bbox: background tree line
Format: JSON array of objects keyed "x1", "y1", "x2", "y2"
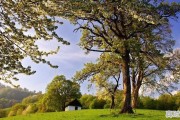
[
  {"x1": 1, "y1": 90, "x2": 179, "y2": 118},
  {"x1": 138, "y1": 93, "x2": 180, "y2": 110},
  {"x1": 79, "y1": 92, "x2": 180, "y2": 111},
  {"x1": 0, "y1": 83, "x2": 38, "y2": 109},
  {"x1": 0, "y1": 75, "x2": 81, "y2": 118}
]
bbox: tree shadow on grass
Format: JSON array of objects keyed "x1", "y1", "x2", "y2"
[{"x1": 99, "y1": 113, "x2": 154, "y2": 119}]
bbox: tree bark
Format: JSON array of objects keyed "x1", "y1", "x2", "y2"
[
  {"x1": 120, "y1": 49, "x2": 134, "y2": 113},
  {"x1": 62, "y1": 102, "x2": 66, "y2": 111},
  {"x1": 110, "y1": 95, "x2": 115, "y2": 109},
  {"x1": 110, "y1": 75, "x2": 120, "y2": 109},
  {"x1": 132, "y1": 68, "x2": 143, "y2": 108},
  {"x1": 132, "y1": 87, "x2": 140, "y2": 108}
]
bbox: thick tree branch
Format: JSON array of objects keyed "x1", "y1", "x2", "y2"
[{"x1": 85, "y1": 47, "x2": 112, "y2": 53}]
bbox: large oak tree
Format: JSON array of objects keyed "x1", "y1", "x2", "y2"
[{"x1": 50, "y1": 0, "x2": 180, "y2": 113}]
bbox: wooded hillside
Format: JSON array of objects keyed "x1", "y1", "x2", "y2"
[{"x1": 0, "y1": 83, "x2": 38, "y2": 109}]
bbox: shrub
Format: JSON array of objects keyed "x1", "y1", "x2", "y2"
[
  {"x1": 0, "y1": 109, "x2": 6, "y2": 118},
  {"x1": 22, "y1": 104, "x2": 38, "y2": 115},
  {"x1": 90, "y1": 99, "x2": 106, "y2": 109},
  {"x1": 104, "y1": 104, "x2": 110, "y2": 109},
  {"x1": 11, "y1": 103, "x2": 26, "y2": 112},
  {"x1": 80, "y1": 94, "x2": 96, "y2": 109},
  {"x1": 37, "y1": 103, "x2": 46, "y2": 112},
  {"x1": 16, "y1": 108, "x2": 23, "y2": 115},
  {"x1": 22, "y1": 95, "x2": 43, "y2": 105},
  {"x1": 8, "y1": 111, "x2": 16, "y2": 117},
  {"x1": 8, "y1": 103, "x2": 26, "y2": 116},
  {"x1": 30, "y1": 104, "x2": 38, "y2": 113},
  {"x1": 156, "y1": 94, "x2": 176, "y2": 110},
  {"x1": 140, "y1": 96, "x2": 157, "y2": 109}
]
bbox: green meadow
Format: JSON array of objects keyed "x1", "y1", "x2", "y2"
[{"x1": 0, "y1": 109, "x2": 179, "y2": 120}]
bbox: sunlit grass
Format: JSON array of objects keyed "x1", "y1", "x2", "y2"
[{"x1": 0, "y1": 109, "x2": 179, "y2": 120}]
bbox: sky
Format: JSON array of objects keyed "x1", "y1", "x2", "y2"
[
  {"x1": 2, "y1": 2, "x2": 180, "y2": 94},
  {"x1": 15, "y1": 19, "x2": 100, "y2": 94}
]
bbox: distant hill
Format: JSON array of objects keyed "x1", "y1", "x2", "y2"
[{"x1": 0, "y1": 83, "x2": 39, "y2": 109}]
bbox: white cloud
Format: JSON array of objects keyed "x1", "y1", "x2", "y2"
[
  {"x1": 171, "y1": 90, "x2": 179, "y2": 95},
  {"x1": 13, "y1": 34, "x2": 100, "y2": 93}
]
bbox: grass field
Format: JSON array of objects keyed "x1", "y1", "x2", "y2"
[{"x1": 0, "y1": 109, "x2": 179, "y2": 120}]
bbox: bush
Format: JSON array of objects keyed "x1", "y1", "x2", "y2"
[
  {"x1": 104, "y1": 104, "x2": 110, "y2": 109},
  {"x1": 90, "y1": 99, "x2": 106, "y2": 109},
  {"x1": 22, "y1": 104, "x2": 38, "y2": 115},
  {"x1": 0, "y1": 109, "x2": 6, "y2": 118},
  {"x1": 16, "y1": 108, "x2": 23, "y2": 115},
  {"x1": 137, "y1": 97, "x2": 144, "y2": 109},
  {"x1": 22, "y1": 95, "x2": 43, "y2": 105},
  {"x1": 140, "y1": 96, "x2": 157, "y2": 109},
  {"x1": 8, "y1": 111, "x2": 16, "y2": 117},
  {"x1": 8, "y1": 103, "x2": 26, "y2": 116},
  {"x1": 174, "y1": 92, "x2": 180, "y2": 110},
  {"x1": 37, "y1": 103, "x2": 47, "y2": 113},
  {"x1": 156, "y1": 94, "x2": 176, "y2": 110},
  {"x1": 22, "y1": 106, "x2": 30, "y2": 115},
  {"x1": 11, "y1": 103, "x2": 26, "y2": 112},
  {"x1": 30, "y1": 104, "x2": 38, "y2": 113},
  {"x1": 80, "y1": 94, "x2": 96, "y2": 109}
]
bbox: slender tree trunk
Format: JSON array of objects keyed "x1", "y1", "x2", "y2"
[
  {"x1": 120, "y1": 49, "x2": 133, "y2": 113},
  {"x1": 110, "y1": 76, "x2": 120, "y2": 109},
  {"x1": 61, "y1": 99, "x2": 66, "y2": 111},
  {"x1": 132, "y1": 69, "x2": 143, "y2": 108},
  {"x1": 131, "y1": 68, "x2": 137, "y2": 108},
  {"x1": 111, "y1": 95, "x2": 115, "y2": 109},
  {"x1": 62, "y1": 102, "x2": 66, "y2": 111},
  {"x1": 132, "y1": 87, "x2": 140, "y2": 108}
]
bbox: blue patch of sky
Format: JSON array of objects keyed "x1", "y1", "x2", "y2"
[{"x1": 14, "y1": 19, "x2": 99, "y2": 94}]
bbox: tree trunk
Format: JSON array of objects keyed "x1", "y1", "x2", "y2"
[
  {"x1": 120, "y1": 49, "x2": 134, "y2": 113},
  {"x1": 110, "y1": 76, "x2": 120, "y2": 109},
  {"x1": 62, "y1": 102, "x2": 66, "y2": 111},
  {"x1": 132, "y1": 88, "x2": 140, "y2": 108},
  {"x1": 111, "y1": 95, "x2": 115, "y2": 109},
  {"x1": 132, "y1": 68, "x2": 143, "y2": 108}
]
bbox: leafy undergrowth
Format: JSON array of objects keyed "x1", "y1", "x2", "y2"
[{"x1": 0, "y1": 109, "x2": 179, "y2": 120}]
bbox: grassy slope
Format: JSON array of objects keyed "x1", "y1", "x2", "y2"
[{"x1": 0, "y1": 109, "x2": 179, "y2": 120}]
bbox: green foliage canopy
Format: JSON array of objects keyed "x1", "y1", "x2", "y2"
[
  {"x1": 74, "y1": 53, "x2": 122, "y2": 109},
  {"x1": 43, "y1": 75, "x2": 81, "y2": 111},
  {"x1": 0, "y1": 0, "x2": 69, "y2": 85},
  {"x1": 52, "y1": 0, "x2": 180, "y2": 113}
]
